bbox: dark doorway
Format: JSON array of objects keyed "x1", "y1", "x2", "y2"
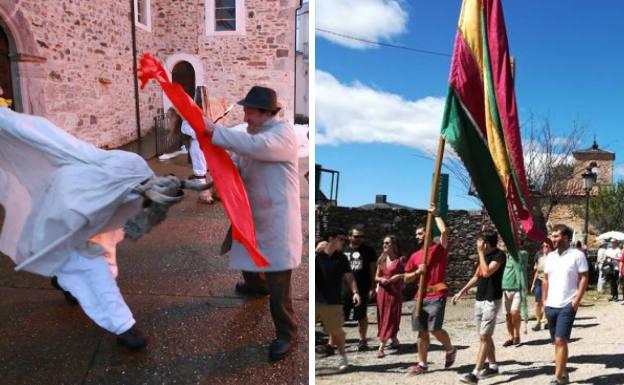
[
  {"x1": 171, "y1": 61, "x2": 195, "y2": 99},
  {"x1": 0, "y1": 26, "x2": 14, "y2": 108}
]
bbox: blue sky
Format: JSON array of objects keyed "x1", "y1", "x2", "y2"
[{"x1": 315, "y1": 0, "x2": 624, "y2": 209}]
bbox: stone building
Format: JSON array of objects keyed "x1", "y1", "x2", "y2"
[
  {"x1": 1, "y1": 0, "x2": 299, "y2": 149},
  {"x1": 543, "y1": 140, "x2": 615, "y2": 243}
]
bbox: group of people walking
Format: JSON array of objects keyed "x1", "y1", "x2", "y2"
[
  {"x1": 596, "y1": 238, "x2": 624, "y2": 302},
  {"x1": 316, "y1": 216, "x2": 589, "y2": 385}
]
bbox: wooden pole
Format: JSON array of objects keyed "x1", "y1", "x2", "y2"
[{"x1": 415, "y1": 135, "x2": 447, "y2": 316}]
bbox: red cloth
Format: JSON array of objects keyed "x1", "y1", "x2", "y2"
[
  {"x1": 376, "y1": 257, "x2": 404, "y2": 341},
  {"x1": 405, "y1": 243, "x2": 448, "y2": 299},
  {"x1": 137, "y1": 53, "x2": 269, "y2": 267}
]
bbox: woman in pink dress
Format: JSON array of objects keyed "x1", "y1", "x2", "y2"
[{"x1": 375, "y1": 235, "x2": 405, "y2": 358}]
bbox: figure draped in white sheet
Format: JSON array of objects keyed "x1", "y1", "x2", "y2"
[{"x1": 0, "y1": 107, "x2": 198, "y2": 351}]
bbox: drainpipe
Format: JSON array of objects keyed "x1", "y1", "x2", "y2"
[
  {"x1": 130, "y1": 0, "x2": 142, "y2": 141},
  {"x1": 293, "y1": 0, "x2": 302, "y2": 123}
]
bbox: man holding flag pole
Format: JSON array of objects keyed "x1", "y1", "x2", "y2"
[{"x1": 414, "y1": 0, "x2": 548, "y2": 380}]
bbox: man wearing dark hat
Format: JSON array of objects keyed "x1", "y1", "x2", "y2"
[{"x1": 205, "y1": 86, "x2": 301, "y2": 362}]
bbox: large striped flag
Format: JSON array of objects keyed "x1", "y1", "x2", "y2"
[{"x1": 441, "y1": 0, "x2": 547, "y2": 255}]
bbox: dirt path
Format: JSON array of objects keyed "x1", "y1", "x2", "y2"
[{"x1": 316, "y1": 293, "x2": 624, "y2": 384}]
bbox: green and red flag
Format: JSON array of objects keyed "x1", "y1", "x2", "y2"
[{"x1": 441, "y1": 0, "x2": 547, "y2": 255}]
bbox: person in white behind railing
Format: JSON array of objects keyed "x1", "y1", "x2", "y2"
[{"x1": 204, "y1": 86, "x2": 302, "y2": 362}]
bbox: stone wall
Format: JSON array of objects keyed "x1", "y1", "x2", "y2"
[
  {"x1": 6, "y1": 1, "x2": 139, "y2": 147},
  {"x1": 3, "y1": 0, "x2": 297, "y2": 148},
  {"x1": 315, "y1": 205, "x2": 506, "y2": 293}
]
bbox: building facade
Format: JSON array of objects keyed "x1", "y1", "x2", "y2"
[
  {"x1": 545, "y1": 140, "x2": 615, "y2": 243},
  {"x1": 1, "y1": 0, "x2": 298, "y2": 148}
]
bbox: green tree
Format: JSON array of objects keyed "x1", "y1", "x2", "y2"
[{"x1": 587, "y1": 182, "x2": 624, "y2": 233}]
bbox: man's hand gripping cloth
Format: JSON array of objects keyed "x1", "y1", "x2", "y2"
[{"x1": 137, "y1": 53, "x2": 269, "y2": 268}]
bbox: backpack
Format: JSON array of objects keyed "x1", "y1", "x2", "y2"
[{"x1": 602, "y1": 261, "x2": 615, "y2": 278}]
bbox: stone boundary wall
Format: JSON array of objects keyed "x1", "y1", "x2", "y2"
[{"x1": 315, "y1": 205, "x2": 539, "y2": 293}]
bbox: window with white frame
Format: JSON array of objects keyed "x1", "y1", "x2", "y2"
[
  {"x1": 206, "y1": 0, "x2": 245, "y2": 36},
  {"x1": 134, "y1": 0, "x2": 151, "y2": 31}
]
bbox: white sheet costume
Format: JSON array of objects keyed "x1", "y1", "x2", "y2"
[{"x1": 0, "y1": 108, "x2": 153, "y2": 335}]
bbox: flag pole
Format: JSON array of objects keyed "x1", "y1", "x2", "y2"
[{"x1": 415, "y1": 135, "x2": 447, "y2": 316}]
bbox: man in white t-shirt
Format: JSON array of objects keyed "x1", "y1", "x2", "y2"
[{"x1": 543, "y1": 224, "x2": 588, "y2": 385}]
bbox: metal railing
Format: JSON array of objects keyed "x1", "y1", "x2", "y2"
[
  {"x1": 153, "y1": 109, "x2": 183, "y2": 156},
  {"x1": 315, "y1": 164, "x2": 339, "y2": 205}
]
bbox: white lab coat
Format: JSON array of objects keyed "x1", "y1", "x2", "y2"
[{"x1": 212, "y1": 118, "x2": 302, "y2": 272}]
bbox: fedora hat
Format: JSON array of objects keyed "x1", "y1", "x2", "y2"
[{"x1": 237, "y1": 86, "x2": 281, "y2": 113}]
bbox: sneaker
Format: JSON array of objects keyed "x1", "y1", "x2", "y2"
[
  {"x1": 532, "y1": 323, "x2": 541, "y2": 331},
  {"x1": 445, "y1": 347, "x2": 457, "y2": 368},
  {"x1": 158, "y1": 145, "x2": 188, "y2": 161},
  {"x1": 407, "y1": 363, "x2": 428, "y2": 375},
  {"x1": 458, "y1": 373, "x2": 479, "y2": 384},
  {"x1": 338, "y1": 355, "x2": 349, "y2": 372},
  {"x1": 357, "y1": 340, "x2": 369, "y2": 351},
  {"x1": 549, "y1": 377, "x2": 569, "y2": 385},
  {"x1": 477, "y1": 366, "x2": 499, "y2": 379},
  {"x1": 502, "y1": 339, "x2": 514, "y2": 347}
]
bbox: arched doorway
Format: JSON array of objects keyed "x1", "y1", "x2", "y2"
[
  {"x1": 0, "y1": 25, "x2": 15, "y2": 108},
  {"x1": 171, "y1": 61, "x2": 196, "y2": 99}
]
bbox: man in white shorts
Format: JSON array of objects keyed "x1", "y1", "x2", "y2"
[{"x1": 453, "y1": 230, "x2": 506, "y2": 384}]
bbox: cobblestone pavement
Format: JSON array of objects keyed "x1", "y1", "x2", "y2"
[{"x1": 316, "y1": 293, "x2": 624, "y2": 385}]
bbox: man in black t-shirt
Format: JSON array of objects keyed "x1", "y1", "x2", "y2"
[
  {"x1": 316, "y1": 229, "x2": 361, "y2": 371},
  {"x1": 453, "y1": 230, "x2": 506, "y2": 384},
  {"x1": 342, "y1": 226, "x2": 377, "y2": 351}
]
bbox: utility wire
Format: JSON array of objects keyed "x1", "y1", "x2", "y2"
[{"x1": 316, "y1": 27, "x2": 452, "y2": 57}]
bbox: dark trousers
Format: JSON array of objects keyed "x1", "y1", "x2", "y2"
[
  {"x1": 242, "y1": 270, "x2": 298, "y2": 341},
  {"x1": 610, "y1": 274, "x2": 619, "y2": 299}
]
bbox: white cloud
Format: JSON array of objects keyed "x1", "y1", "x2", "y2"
[
  {"x1": 316, "y1": 0, "x2": 408, "y2": 49},
  {"x1": 316, "y1": 70, "x2": 445, "y2": 154}
]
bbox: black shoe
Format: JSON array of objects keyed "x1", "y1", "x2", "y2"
[
  {"x1": 117, "y1": 326, "x2": 148, "y2": 351},
  {"x1": 269, "y1": 338, "x2": 292, "y2": 362},
  {"x1": 315, "y1": 344, "x2": 335, "y2": 357},
  {"x1": 357, "y1": 340, "x2": 370, "y2": 351},
  {"x1": 459, "y1": 373, "x2": 479, "y2": 384},
  {"x1": 235, "y1": 282, "x2": 269, "y2": 296},
  {"x1": 50, "y1": 276, "x2": 79, "y2": 305},
  {"x1": 477, "y1": 366, "x2": 499, "y2": 379}
]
